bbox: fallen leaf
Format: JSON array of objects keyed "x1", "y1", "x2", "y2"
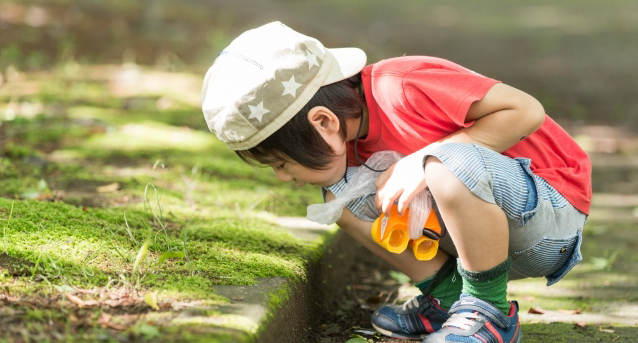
[
  {"x1": 97, "y1": 182, "x2": 120, "y2": 193},
  {"x1": 528, "y1": 307, "x2": 545, "y2": 314},
  {"x1": 65, "y1": 292, "x2": 85, "y2": 308},
  {"x1": 521, "y1": 296, "x2": 535, "y2": 301},
  {"x1": 558, "y1": 309, "x2": 581, "y2": 315},
  {"x1": 83, "y1": 299, "x2": 99, "y2": 306},
  {"x1": 36, "y1": 192, "x2": 52, "y2": 200},
  {"x1": 144, "y1": 292, "x2": 159, "y2": 311},
  {"x1": 232, "y1": 296, "x2": 244, "y2": 301},
  {"x1": 108, "y1": 322, "x2": 126, "y2": 330},
  {"x1": 98, "y1": 313, "x2": 112, "y2": 327},
  {"x1": 98, "y1": 312, "x2": 126, "y2": 330},
  {"x1": 68, "y1": 314, "x2": 78, "y2": 322},
  {"x1": 575, "y1": 321, "x2": 587, "y2": 328},
  {"x1": 599, "y1": 326, "x2": 616, "y2": 334}
]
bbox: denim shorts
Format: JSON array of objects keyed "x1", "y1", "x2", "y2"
[{"x1": 323, "y1": 143, "x2": 587, "y2": 286}]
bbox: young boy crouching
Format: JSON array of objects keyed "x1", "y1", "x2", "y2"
[{"x1": 201, "y1": 22, "x2": 591, "y2": 343}]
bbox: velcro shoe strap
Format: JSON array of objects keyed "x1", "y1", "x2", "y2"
[
  {"x1": 421, "y1": 304, "x2": 447, "y2": 323},
  {"x1": 449, "y1": 301, "x2": 509, "y2": 329}
]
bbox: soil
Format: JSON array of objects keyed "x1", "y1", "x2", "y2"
[{"x1": 316, "y1": 251, "x2": 406, "y2": 343}]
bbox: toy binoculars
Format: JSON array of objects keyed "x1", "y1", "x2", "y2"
[{"x1": 371, "y1": 205, "x2": 442, "y2": 261}]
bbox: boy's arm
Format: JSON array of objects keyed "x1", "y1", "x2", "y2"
[
  {"x1": 438, "y1": 82, "x2": 545, "y2": 153},
  {"x1": 375, "y1": 83, "x2": 545, "y2": 215}
]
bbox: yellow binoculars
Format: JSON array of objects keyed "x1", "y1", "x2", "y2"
[{"x1": 371, "y1": 205, "x2": 441, "y2": 261}]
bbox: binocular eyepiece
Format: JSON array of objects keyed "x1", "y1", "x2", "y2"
[{"x1": 371, "y1": 205, "x2": 442, "y2": 261}]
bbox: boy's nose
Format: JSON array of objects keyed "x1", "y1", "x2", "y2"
[{"x1": 274, "y1": 169, "x2": 293, "y2": 182}]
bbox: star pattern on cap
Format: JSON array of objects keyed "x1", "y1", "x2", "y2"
[
  {"x1": 281, "y1": 75, "x2": 302, "y2": 98},
  {"x1": 305, "y1": 51, "x2": 319, "y2": 69},
  {"x1": 248, "y1": 101, "x2": 270, "y2": 122}
]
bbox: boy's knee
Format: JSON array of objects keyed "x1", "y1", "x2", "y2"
[{"x1": 424, "y1": 156, "x2": 470, "y2": 208}]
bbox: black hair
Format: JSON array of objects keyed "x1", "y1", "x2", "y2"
[{"x1": 236, "y1": 73, "x2": 365, "y2": 170}]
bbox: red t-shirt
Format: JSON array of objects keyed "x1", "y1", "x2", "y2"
[{"x1": 347, "y1": 56, "x2": 591, "y2": 215}]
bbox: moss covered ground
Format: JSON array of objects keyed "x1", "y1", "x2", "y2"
[{"x1": 0, "y1": 62, "x2": 325, "y2": 342}]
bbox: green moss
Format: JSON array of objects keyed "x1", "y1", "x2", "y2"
[
  {"x1": 266, "y1": 284, "x2": 291, "y2": 315},
  {"x1": 522, "y1": 323, "x2": 638, "y2": 342},
  {"x1": 0, "y1": 60, "x2": 331, "y2": 342}
]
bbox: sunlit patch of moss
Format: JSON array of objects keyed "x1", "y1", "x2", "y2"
[
  {"x1": 68, "y1": 106, "x2": 208, "y2": 131},
  {"x1": 83, "y1": 121, "x2": 215, "y2": 152},
  {"x1": 0, "y1": 193, "x2": 323, "y2": 294},
  {"x1": 170, "y1": 313, "x2": 259, "y2": 334}
]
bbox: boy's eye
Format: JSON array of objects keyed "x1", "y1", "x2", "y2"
[{"x1": 275, "y1": 163, "x2": 285, "y2": 170}]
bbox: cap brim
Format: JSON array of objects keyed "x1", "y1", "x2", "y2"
[{"x1": 323, "y1": 47, "x2": 367, "y2": 86}]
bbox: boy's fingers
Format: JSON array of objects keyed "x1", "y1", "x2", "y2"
[
  {"x1": 397, "y1": 190, "x2": 415, "y2": 216},
  {"x1": 397, "y1": 181, "x2": 428, "y2": 216},
  {"x1": 382, "y1": 189, "x2": 401, "y2": 216}
]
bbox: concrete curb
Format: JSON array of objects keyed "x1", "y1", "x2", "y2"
[{"x1": 175, "y1": 217, "x2": 365, "y2": 342}]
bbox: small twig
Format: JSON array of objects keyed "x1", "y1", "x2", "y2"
[{"x1": 383, "y1": 288, "x2": 396, "y2": 305}]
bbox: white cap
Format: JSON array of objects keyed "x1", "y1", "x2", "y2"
[{"x1": 201, "y1": 21, "x2": 366, "y2": 150}]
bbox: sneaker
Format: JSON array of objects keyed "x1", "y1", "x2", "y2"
[
  {"x1": 422, "y1": 295, "x2": 522, "y2": 343},
  {"x1": 371, "y1": 295, "x2": 450, "y2": 340}
]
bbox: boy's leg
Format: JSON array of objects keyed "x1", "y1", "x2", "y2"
[
  {"x1": 419, "y1": 143, "x2": 537, "y2": 343},
  {"x1": 326, "y1": 191, "x2": 462, "y2": 340},
  {"x1": 423, "y1": 157, "x2": 512, "y2": 314}
]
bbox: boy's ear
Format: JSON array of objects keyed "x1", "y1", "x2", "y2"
[{"x1": 307, "y1": 106, "x2": 340, "y2": 134}]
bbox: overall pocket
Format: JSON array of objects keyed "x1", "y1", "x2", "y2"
[{"x1": 510, "y1": 234, "x2": 579, "y2": 278}]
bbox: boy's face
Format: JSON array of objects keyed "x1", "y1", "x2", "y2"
[
  {"x1": 268, "y1": 152, "x2": 347, "y2": 187},
  {"x1": 265, "y1": 105, "x2": 353, "y2": 187}
]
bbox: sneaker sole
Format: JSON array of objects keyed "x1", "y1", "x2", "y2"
[{"x1": 371, "y1": 323, "x2": 427, "y2": 340}]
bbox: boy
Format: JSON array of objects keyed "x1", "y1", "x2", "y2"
[{"x1": 201, "y1": 22, "x2": 591, "y2": 342}]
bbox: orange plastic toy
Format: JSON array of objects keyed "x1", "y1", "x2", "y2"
[{"x1": 371, "y1": 205, "x2": 442, "y2": 261}]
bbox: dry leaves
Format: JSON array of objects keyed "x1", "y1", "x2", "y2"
[
  {"x1": 528, "y1": 307, "x2": 545, "y2": 314},
  {"x1": 557, "y1": 309, "x2": 581, "y2": 315},
  {"x1": 574, "y1": 321, "x2": 587, "y2": 328},
  {"x1": 97, "y1": 313, "x2": 126, "y2": 330},
  {"x1": 65, "y1": 292, "x2": 86, "y2": 308},
  {"x1": 599, "y1": 326, "x2": 616, "y2": 334}
]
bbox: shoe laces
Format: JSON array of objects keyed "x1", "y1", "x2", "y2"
[
  {"x1": 401, "y1": 295, "x2": 421, "y2": 311},
  {"x1": 442, "y1": 312, "x2": 482, "y2": 330}
]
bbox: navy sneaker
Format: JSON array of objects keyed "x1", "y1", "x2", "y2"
[
  {"x1": 371, "y1": 295, "x2": 450, "y2": 340},
  {"x1": 422, "y1": 295, "x2": 522, "y2": 343}
]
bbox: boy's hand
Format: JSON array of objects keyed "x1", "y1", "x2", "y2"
[{"x1": 375, "y1": 150, "x2": 429, "y2": 217}]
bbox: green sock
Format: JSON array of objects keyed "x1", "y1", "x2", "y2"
[
  {"x1": 414, "y1": 258, "x2": 463, "y2": 310},
  {"x1": 457, "y1": 257, "x2": 512, "y2": 315}
]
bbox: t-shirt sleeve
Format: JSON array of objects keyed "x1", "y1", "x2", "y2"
[{"x1": 403, "y1": 68, "x2": 500, "y2": 127}]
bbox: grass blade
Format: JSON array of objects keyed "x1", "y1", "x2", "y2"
[{"x1": 157, "y1": 251, "x2": 185, "y2": 264}]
